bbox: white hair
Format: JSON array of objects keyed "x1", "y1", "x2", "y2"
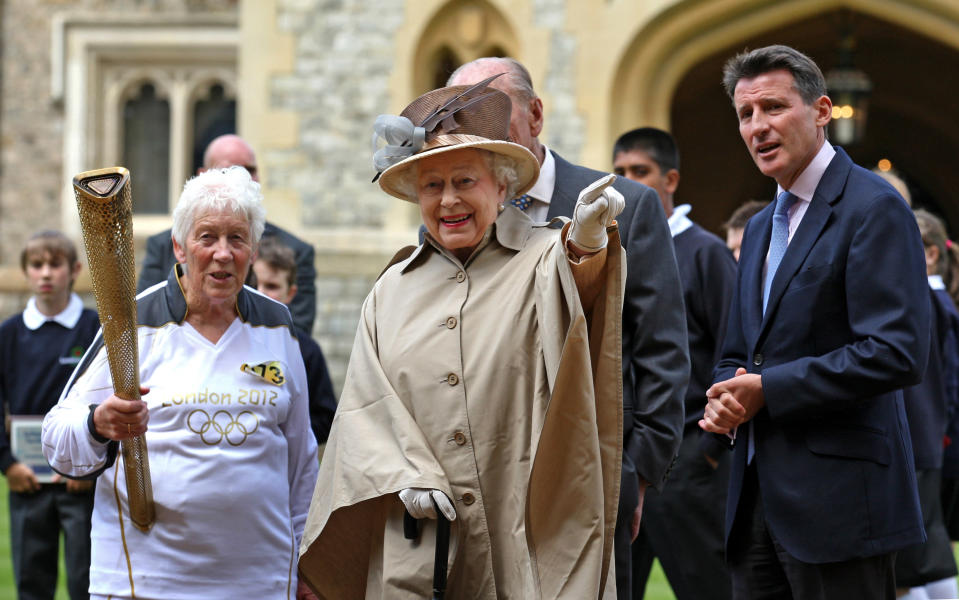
[
  {"x1": 172, "y1": 166, "x2": 266, "y2": 247},
  {"x1": 393, "y1": 148, "x2": 521, "y2": 202}
]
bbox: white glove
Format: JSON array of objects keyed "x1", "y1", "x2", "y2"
[
  {"x1": 398, "y1": 488, "x2": 457, "y2": 521},
  {"x1": 568, "y1": 174, "x2": 626, "y2": 251}
]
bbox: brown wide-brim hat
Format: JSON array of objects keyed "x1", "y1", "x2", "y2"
[{"x1": 374, "y1": 75, "x2": 540, "y2": 202}]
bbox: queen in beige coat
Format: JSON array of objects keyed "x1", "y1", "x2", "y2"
[{"x1": 298, "y1": 76, "x2": 626, "y2": 599}]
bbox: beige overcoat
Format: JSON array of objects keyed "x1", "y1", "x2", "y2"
[{"x1": 299, "y1": 208, "x2": 625, "y2": 599}]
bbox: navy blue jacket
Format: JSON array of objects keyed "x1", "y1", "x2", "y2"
[
  {"x1": 672, "y1": 223, "x2": 737, "y2": 457},
  {"x1": 295, "y1": 328, "x2": 337, "y2": 444},
  {"x1": 0, "y1": 307, "x2": 100, "y2": 473},
  {"x1": 936, "y1": 288, "x2": 959, "y2": 478},
  {"x1": 715, "y1": 147, "x2": 929, "y2": 563},
  {"x1": 903, "y1": 287, "x2": 956, "y2": 470}
]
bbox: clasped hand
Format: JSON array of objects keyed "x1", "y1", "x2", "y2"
[
  {"x1": 569, "y1": 174, "x2": 625, "y2": 252},
  {"x1": 700, "y1": 368, "x2": 765, "y2": 435}
]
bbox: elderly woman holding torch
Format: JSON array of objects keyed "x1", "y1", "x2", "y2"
[
  {"x1": 42, "y1": 166, "x2": 318, "y2": 599},
  {"x1": 298, "y1": 76, "x2": 626, "y2": 599}
]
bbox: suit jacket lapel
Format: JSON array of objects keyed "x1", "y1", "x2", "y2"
[
  {"x1": 743, "y1": 206, "x2": 773, "y2": 346},
  {"x1": 759, "y1": 147, "x2": 851, "y2": 336},
  {"x1": 547, "y1": 151, "x2": 582, "y2": 220}
]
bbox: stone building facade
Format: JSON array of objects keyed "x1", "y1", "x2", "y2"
[{"x1": 3, "y1": 0, "x2": 959, "y2": 394}]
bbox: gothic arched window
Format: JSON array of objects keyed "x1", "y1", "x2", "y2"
[{"x1": 123, "y1": 82, "x2": 170, "y2": 214}]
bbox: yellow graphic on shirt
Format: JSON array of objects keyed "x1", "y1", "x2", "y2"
[
  {"x1": 240, "y1": 361, "x2": 285, "y2": 386},
  {"x1": 187, "y1": 409, "x2": 259, "y2": 446}
]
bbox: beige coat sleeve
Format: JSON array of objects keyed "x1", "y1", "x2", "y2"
[{"x1": 528, "y1": 229, "x2": 625, "y2": 599}]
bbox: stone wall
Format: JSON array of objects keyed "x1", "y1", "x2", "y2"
[
  {"x1": 267, "y1": 0, "x2": 413, "y2": 393},
  {"x1": 0, "y1": 0, "x2": 238, "y2": 324},
  {"x1": 0, "y1": 0, "x2": 593, "y2": 398},
  {"x1": 0, "y1": 0, "x2": 236, "y2": 271},
  {"x1": 271, "y1": 0, "x2": 407, "y2": 229},
  {"x1": 268, "y1": 0, "x2": 595, "y2": 394},
  {"x1": 533, "y1": 0, "x2": 585, "y2": 159}
]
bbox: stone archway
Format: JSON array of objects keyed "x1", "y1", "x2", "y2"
[
  {"x1": 610, "y1": 0, "x2": 959, "y2": 233},
  {"x1": 612, "y1": 0, "x2": 959, "y2": 133},
  {"x1": 669, "y1": 10, "x2": 959, "y2": 233},
  {"x1": 411, "y1": 0, "x2": 519, "y2": 96}
]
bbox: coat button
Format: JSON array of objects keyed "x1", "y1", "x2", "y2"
[
  {"x1": 455, "y1": 271, "x2": 466, "y2": 283},
  {"x1": 462, "y1": 492, "x2": 475, "y2": 505},
  {"x1": 453, "y1": 431, "x2": 467, "y2": 445},
  {"x1": 446, "y1": 316, "x2": 457, "y2": 329},
  {"x1": 447, "y1": 373, "x2": 459, "y2": 386},
  {"x1": 753, "y1": 353, "x2": 763, "y2": 366}
]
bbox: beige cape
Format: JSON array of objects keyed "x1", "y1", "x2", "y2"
[{"x1": 299, "y1": 218, "x2": 624, "y2": 599}]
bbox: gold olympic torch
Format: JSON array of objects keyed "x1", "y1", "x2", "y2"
[{"x1": 73, "y1": 167, "x2": 155, "y2": 532}]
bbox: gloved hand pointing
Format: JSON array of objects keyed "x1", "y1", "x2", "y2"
[
  {"x1": 399, "y1": 488, "x2": 457, "y2": 521},
  {"x1": 568, "y1": 174, "x2": 625, "y2": 251}
]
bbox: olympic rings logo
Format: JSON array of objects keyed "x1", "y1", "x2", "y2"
[{"x1": 186, "y1": 409, "x2": 260, "y2": 446}]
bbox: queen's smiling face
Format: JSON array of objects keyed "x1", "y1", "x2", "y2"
[{"x1": 417, "y1": 148, "x2": 507, "y2": 262}]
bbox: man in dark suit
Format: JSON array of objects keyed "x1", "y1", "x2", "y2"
[
  {"x1": 137, "y1": 134, "x2": 317, "y2": 333},
  {"x1": 448, "y1": 57, "x2": 689, "y2": 600},
  {"x1": 614, "y1": 127, "x2": 735, "y2": 600},
  {"x1": 701, "y1": 45, "x2": 929, "y2": 599}
]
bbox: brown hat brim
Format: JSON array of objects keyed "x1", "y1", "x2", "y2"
[{"x1": 378, "y1": 139, "x2": 540, "y2": 203}]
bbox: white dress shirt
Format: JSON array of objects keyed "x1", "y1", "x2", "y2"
[
  {"x1": 22, "y1": 292, "x2": 85, "y2": 331},
  {"x1": 668, "y1": 204, "x2": 694, "y2": 239},
  {"x1": 763, "y1": 142, "x2": 836, "y2": 278},
  {"x1": 523, "y1": 145, "x2": 556, "y2": 223}
]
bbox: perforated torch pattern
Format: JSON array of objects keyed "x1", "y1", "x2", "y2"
[{"x1": 73, "y1": 167, "x2": 155, "y2": 532}]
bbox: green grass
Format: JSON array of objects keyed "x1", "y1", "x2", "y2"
[
  {"x1": 644, "y1": 559, "x2": 676, "y2": 599},
  {"x1": 0, "y1": 476, "x2": 70, "y2": 599}
]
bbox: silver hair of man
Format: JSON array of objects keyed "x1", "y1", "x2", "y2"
[
  {"x1": 172, "y1": 165, "x2": 266, "y2": 248},
  {"x1": 393, "y1": 148, "x2": 522, "y2": 203},
  {"x1": 447, "y1": 56, "x2": 537, "y2": 102}
]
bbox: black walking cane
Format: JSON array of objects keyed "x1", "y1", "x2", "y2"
[
  {"x1": 403, "y1": 500, "x2": 451, "y2": 600},
  {"x1": 432, "y1": 508, "x2": 450, "y2": 600}
]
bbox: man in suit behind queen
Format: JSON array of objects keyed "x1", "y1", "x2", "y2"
[
  {"x1": 701, "y1": 44, "x2": 929, "y2": 599},
  {"x1": 448, "y1": 57, "x2": 689, "y2": 600}
]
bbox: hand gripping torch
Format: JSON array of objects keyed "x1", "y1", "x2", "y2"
[{"x1": 73, "y1": 167, "x2": 155, "y2": 532}]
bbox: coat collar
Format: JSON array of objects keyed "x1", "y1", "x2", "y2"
[
  {"x1": 546, "y1": 151, "x2": 583, "y2": 218},
  {"x1": 748, "y1": 146, "x2": 852, "y2": 342},
  {"x1": 161, "y1": 263, "x2": 248, "y2": 323},
  {"x1": 400, "y1": 206, "x2": 535, "y2": 273},
  {"x1": 22, "y1": 292, "x2": 85, "y2": 330}
]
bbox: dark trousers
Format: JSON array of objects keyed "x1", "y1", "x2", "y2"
[
  {"x1": 615, "y1": 452, "x2": 642, "y2": 600},
  {"x1": 10, "y1": 485, "x2": 94, "y2": 600},
  {"x1": 728, "y1": 464, "x2": 896, "y2": 600},
  {"x1": 631, "y1": 432, "x2": 731, "y2": 600}
]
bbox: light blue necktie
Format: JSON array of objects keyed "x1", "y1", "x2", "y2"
[
  {"x1": 510, "y1": 194, "x2": 533, "y2": 211},
  {"x1": 750, "y1": 190, "x2": 797, "y2": 464},
  {"x1": 762, "y1": 191, "x2": 798, "y2": 315}
]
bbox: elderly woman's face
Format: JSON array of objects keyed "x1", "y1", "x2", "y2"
[
  {"x1": 173, "y1": 207, "x2": 254, "y2": 305},
  {"x1": 417, "y1": 148, "x2": 506, "y2": 259}
]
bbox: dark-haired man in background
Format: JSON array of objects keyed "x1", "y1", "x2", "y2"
[{"x1": 613, "y1": 127, "x2": 735, "y2": 600}]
